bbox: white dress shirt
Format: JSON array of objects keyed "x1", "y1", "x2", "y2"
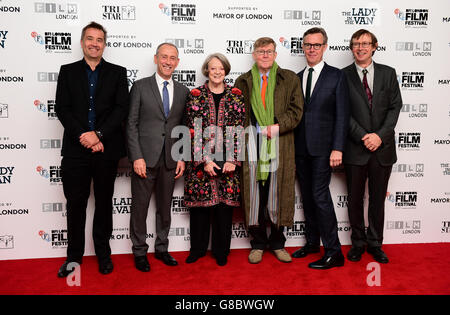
[
  {"x1": 302, "y1": 60, "x2": 325, "y2": 98},
  {"x1": 355, "y1": 61, "x2": 374, "y2": 92}
]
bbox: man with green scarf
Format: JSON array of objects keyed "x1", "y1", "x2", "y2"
[{"x1": 235, "y1": 37, "x2": 303, "y2": 264}]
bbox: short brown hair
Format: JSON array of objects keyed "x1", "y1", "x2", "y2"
[
  {"x1": 201, "y1": 53, "x2": 231, "y2": 77},
  {"x1": 81, "y1": 21, "x2": 107, "y2": 42},
  {"x1": 253, "y1": 37, "x2": 276, "y2": 51},
  {"x1": 303, "y1": 27, "x2": 328, "y2": 44},
  {"x1": 349, "y1": 29, "x2": 378, "y2": 55}
]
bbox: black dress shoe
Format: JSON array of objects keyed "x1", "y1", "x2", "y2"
[
  {"x1": 308, "y1": 253, "x2": 345, "y2": 270},
  {"x1": 99, "y1": 258, "x2": 114, "y2": 275},
  {"x1": 347, "y1": 246, "x2": 365, "y2": 262},
  {"x1": 367, "y1": 247, "x2": 389, "y2": 264},
  {"x1": 57, "y1": 261, "x2": 80, "y2": 278},
  {"x1": 185, "y1": 253, "x2": 205, "y2": 264},
  {"x1": 292, "y1": 245, "x2": 320, "y2": 258},
  {"x1": 155, "y1": 252, "x2": 178, "y2": 266},
  {"x1": 134, "y1": 256, "x2": 150, "y2": 272},
  {"x1": 216, "y1": 256, "x2": 227, "y2": 266}
]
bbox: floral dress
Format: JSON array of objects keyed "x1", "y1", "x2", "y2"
[{"x1": 184, "y1": 83, "x2": 245, "y2": 207}]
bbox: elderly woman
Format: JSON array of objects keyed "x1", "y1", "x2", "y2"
[{"x1": 184, "y1": 53, "x2": 245, "y2": 266}]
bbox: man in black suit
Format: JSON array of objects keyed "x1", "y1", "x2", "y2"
[
  {"x1": 343, "y1": 29, "x2": 402, "y2": 264},
  {"x1": 293, "y1": 27, "x2": 349, "y2": 269},
  {"x1": 55, "y1": 22, "x2": 129, "y2": 277},
  {"x1": 127, "y1": 43, "x2": 189, "y2": 272}
]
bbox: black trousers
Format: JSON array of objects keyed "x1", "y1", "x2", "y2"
[
  {"x1": 296, "y1": 154, "x2": 341, "y2": 256},
  {"x1": 188, "y1": 204, "x2": 234, "y2": 259},
  {"x1": 249, "y1": 179, "x2": 286, "y2": 250},
  {"x1": 61, "y1": 156, "x2": 119, "y2": 264},
  {"x1": 345, "y1": 155, "x2": 392, "y2": 249}
]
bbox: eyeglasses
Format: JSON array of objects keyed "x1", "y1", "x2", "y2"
[
  {"x1": 352, "y1": 42, "x2": 372, "y2": 48},
  {"x1": 302, "y1": 43, "x2": 325, "y2": 50},
  {"x1": 254, "y1": 49, "x2": 276, "y2": 56}
]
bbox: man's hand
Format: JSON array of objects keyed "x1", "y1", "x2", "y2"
[
  {"x1": 91, "y1": 141, "x2": 104, "y2": 153},
  {"x1": 80, "y1": 131, "x2": 99, "y2": 148},
  {"x1": 133, "y1": 158, "x2": 147, "y2": 178},
  {"x1": 175, "y1": 161, "x2": 185, "y2": 179},
  {"x1": 330, "y1": 150, "x2": 343, "y2": 168},
  {"x1": 362, "y1": 133, "x2": 382, "y2": 152},
  {"x1": 262, "y1": 124, "x2": 279, "y2": 140}
]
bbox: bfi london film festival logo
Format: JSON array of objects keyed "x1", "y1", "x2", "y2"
[
  {"x1": 399, "y1": 72, "x2": 424, "y2": 90},
  {"x1": 102, "y1": 5, "x2": 136, "y2": 20},
  {"x1": 394, "y1": 8, "x2": 428, "y2": 28},
  {"x1": 0, "y1": 30, "x2": 7, "y2": 48},
  {"x1": 401, "y1": 103, "x2": 428, "y2": 119},
  {"x1": 159, "y1": 3, "x2": 196, "y2": 24},
  {"x1": 31, "y1": 31, "x2": 72, "y2": 53},
  {"x1": 283, "y1": 10, "x2": 322, "y2": 25},
  {"x1": 225, "y1": 40, "x2": 254, "y2": 54},
  {"x1": 165, "y1": 38, "x2": 205, "y2": 55},
  {"x1": 442, "y1": 221, "x2": 450, "y2": 234},
  {"x1": 396, "y1": 132, "x2": 421, "y2": 151},
  {"x1": 36, "y1": 165, "x2": 62, "y2": 185},
  {"x1": 279, "y1": 36, "x2": 304, "y2": 56},
  {"x1": 172, "y1": 70, "x2": 196, "y2": 88},
  {"x1": 34, "y1": 99, "x2": 58, "y2": 120},
  {"x1": 0, "y1": 102, "x2": 8, "y2": 118},
  {"x1": 39, "y1": 229, "x2": 68, "y2": 248},
  {"x1": 34, "y1": 2, "x2": 78, "y2": 20},
  {"x1": 386, "y1": 192, "x2": 417, "y2": 209},
  {"x1": 395, "y1": 41, "x2": 432, "y2": 57},
  {"x1": 341, "y1": 8, "x2": 378, "y2": 25},
  {"x1": 171, "y1": 196, "x2": 188, "y2": 215},
  {"x1": 285, "y1": 221, "x2": 306, "y2": 239}
]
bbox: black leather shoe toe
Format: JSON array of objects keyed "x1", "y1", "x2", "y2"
[
  {"x1": 367, "y1": 247, "x2": 389, "y2": 264},
  {"x1": 155, "y1": 252, "x2": 178, "y2": 266},
  {"x1": 57, "y1": 261, "x2": 80, "y2": 278},
  {"x1": 292, "y1": 245, "x2": 320, "y2": 258},
  {"x1": 99, "y1": 259, "x2": 114, "y2": 275},
  {"x1": 308, "y1": 253, "x2": 345, "y2": 270},
  {"x1": 347, "y1": 246, "x2": 365, "y2": 262},
  {"x1": 135, "y1": 256, "x2": 150, "y2": 272}
]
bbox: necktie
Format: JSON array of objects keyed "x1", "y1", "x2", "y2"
[
  {"x1": 162, "y1": 81, "x2": 170, "y2": 117},
  {"x1": 261, "y1": 74, "x2": 268, "y2": 109},
  {"x1": 362, "y1": 69, "x2": 373, "y2": 110},
  {"x1": 305, "y1": 68, "x2": 314, "y2": 103}
]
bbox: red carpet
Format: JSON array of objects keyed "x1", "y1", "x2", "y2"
[{"x1": 0, "y1": 243, "x2": 449, "y2": 295}]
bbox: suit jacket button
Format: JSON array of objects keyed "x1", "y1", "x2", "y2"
[{"x1": 162, "y1": 133, "x2": 165, "y2": 136}]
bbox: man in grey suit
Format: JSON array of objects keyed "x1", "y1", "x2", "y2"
[
  {"x1": 127, "y1": 43, "x2": 189, "y2": 272},
  {"x1": 343, "y1": 29, "x2": 402, "y2": 264}
]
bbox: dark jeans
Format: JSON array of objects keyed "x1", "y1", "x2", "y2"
[{"x1": 61, "y1": 156, "x2": 119, "y2": 264}]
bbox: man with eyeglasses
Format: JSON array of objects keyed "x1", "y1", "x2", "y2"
[
  {"x1": 235, "y1": 37, "x2": 303, "y2": 264},
  {"x1": 342, "y1": 29, "x2": 402, "y2": 264},
  {"x1": 292, "y1": 27, "x2": 349, "y2": 269}
]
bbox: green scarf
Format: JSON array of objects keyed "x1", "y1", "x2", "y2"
[{"x1": 250, "y1": 62, "x2": 278, "y2": 184}]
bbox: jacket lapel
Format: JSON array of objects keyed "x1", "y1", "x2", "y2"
[
  {"x1": 149, "y1": 75, "x2": 165, "y2": 117},
  {"x1": 94, "y1": 58, "x2": 108, "y2": 99},
  {"x1": 308, "y1": 62, "x2": 329, "y2": 104},
  {"x1": 348, "y1": 63, "x2": 370, "y2": 108},
  {"x1": 76, "y1": 59, "x2": 90, "y2": 106}
]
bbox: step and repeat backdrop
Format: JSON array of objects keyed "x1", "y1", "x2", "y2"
[{"x1": 1, "y1": 0, "x2": 449, "y2": 260}]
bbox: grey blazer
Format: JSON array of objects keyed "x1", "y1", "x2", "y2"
[
  {"x1": 127, "y1": 74, "x2": 189, "y2": 169},
  {"x1": 342, "y1": 62, "x2": 403, "y2": 166}
]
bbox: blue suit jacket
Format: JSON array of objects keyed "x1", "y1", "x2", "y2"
[{"x1": 295, "y1": 62, "x2": 350, "y2": 157}]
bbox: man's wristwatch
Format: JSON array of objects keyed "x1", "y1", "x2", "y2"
[{"x1": 95, "y1": 130, "x2": 103, "y2": 140}]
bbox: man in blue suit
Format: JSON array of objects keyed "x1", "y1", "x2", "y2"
[{"x1": 292, "y1": 27, "x2": 349, "y2": 269}]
